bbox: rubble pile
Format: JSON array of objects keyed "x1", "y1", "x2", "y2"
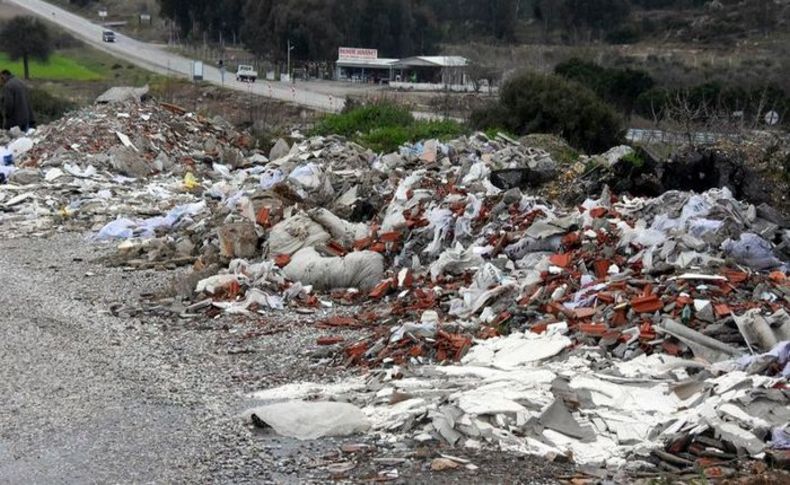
[
  {"x1": 0, "y1": 99, "x2": 258, "y2": 241},
  {"x1": 1, "y1": 95, "x2": 788, "y2": 476}
]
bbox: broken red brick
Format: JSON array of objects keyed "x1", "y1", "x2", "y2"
[
  {"x1": 593, "y1": 260, "x2": 611, "y2": 279},
  {"x1": 549, "y1": 253, "x2": 573, "y2": 268},
  {"x1": 588, "y1": 207, "x2": 608, "y2": 218},
  {"x1": 255, "y1": 207, "x2": 270, "y2": 227},
  {"x1": 325, "y1": 240, "x2": 347, "y2": 256},
  {"x1": 273, "y1": 253, "x2": 291, "y2": 268},
  {"x1": 573, "y1": 307, "x2": 596, "y2": 319},
  {"x1": 344, "y1": 341, "x2": 368, "y2": 361},
  {"x1": 353, "y1": 237, "x2": 374, "y2": 251},
  {"x1": 639, "y1": 322, "x2": 657, "y2": 340},
  {"x1": 713, "y1": 304, "x2": 732, "y2": 317},
  {"x1": 597, "y1": 291, "x2": 615, "y2": 304},
  {"x1": 369, "y1": 242, "x2": 387, "y2": 253},
  {"x1": 579, "y1": 323, "x2": 608, "y2": 336},
  {"x1": 317, "y1": 336, "x2": 345, "y2": 346},
  {"x1": 631, "y1": 295, "x2": 662, "y2": 313},
  {"x1": 769, "y1": 270, "x2": 787, "y2": 283},
  {"x1": 378, "y1": 231, "x2": 402, "y2": 242},
  {"x1": 369, "y1": 279, "x2": 394, "y2": 299},
  {"x1": 530, "y1": 322, "x2": 549, "y2": 334},
  {"x1": 723, "y1": 269, "x2": 749, "y2": 283}
]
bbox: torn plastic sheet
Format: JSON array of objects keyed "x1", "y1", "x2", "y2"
[
  {"x1": 772, "y1": 426, "x2": 790, "y2": 450},
  {"x1": 424, "y1": 208, "x2": 454, "y2": 256},
  {"x1": 259, "y1": 168, "x2": 285, "y2": 190},
  {"x1": 63, "y1": 163, "x2": 98, "y2": 179},
  {"x1": 734, "y1": 340, "x2": 790, "y2": 378},
  {"x1": 722, "y1": 232, "x2": 784, "y2": 270},
  {"x1": 430, "y1": 243, "x2": 484, "y2": 281},
  {"x1": 391, "y1": 321, "x2": 437, "y2": 343},
  {"x1": 448, "y1": 264, "x2": 516, "y2": 318},
  {"x1": 93, "y1": 202, "x2": 206, "y2": 240},
  {"x1": 212, "y1": 288, "x2": 284, "y2": 314},
  {"x1": 244, "y1": 400, "x2": 370, "y2": 440},
  {"x1": 454, "y1": 194, "x2": 483, "y2": 241}
]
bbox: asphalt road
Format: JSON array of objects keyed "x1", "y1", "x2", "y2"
[{"x1": 7, "y1": 0, "x2": 345, "y2": 113}]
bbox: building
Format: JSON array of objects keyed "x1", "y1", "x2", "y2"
[
  {"x1": 392, "y1": 56, "x2": 469, "y2": 85},
  {"x1": 335, "y1": 48, "x2": 470, "y2": 87},
  {"x1": 335, "y1": 47, "x2": 397, "y2": 84}
]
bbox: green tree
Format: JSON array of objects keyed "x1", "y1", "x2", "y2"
[
  {"x1": 471, "y1": 72, "x2": 624, "y2": 153},
  {"x1": 0, "y1": 16, "x2": 53, "y2": 80}
]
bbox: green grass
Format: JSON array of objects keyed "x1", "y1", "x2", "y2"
[
  {"x1": 0, "y1": 52, "x2": 102, "y2": 81},
  {"x1": 312, "y1": 102, "x2": 467, "y2": 153}
]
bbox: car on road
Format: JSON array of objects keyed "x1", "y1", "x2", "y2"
[
  {"x1": 102, "y1": 30, "x2": 116, "y2": 43},
  {"x1": 236, "y1": 65, "x2": 257, "y2": 83}
]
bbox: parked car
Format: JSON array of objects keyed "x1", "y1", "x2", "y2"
[
  {"x1": 102, "y1": 30, "x2": 116, "y2": 43},
  {"x1": 236, "y1": 65, "x2": 257, "y2": 83}
]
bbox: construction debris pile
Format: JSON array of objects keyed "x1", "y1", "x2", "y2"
[{"x1": 1, "y1": 96, "x2": 788, "y2": 476}]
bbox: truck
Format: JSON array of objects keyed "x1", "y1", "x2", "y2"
[{"x1": 236, "y1": 65, "x2": 257, "y2": 83}]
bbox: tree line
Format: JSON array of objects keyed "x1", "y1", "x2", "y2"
[{"x1": 150, "y1": 0, "x2": 724, "y2": 62}]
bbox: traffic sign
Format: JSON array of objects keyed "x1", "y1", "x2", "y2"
[{"x1": 765, "y1": 110, "x2": 780, "y2": 126}]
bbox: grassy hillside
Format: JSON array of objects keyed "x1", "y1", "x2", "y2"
[{"x1": 0, "y1": 52, "x2": 102, "y2": 81}]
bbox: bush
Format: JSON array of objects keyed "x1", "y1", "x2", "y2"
[
  {"x1": 28, "y1": 87, "x2": 75, "y2": 125},
  {"x1": 312, "y1": 102, "x2": 414, "y2": 138},
  {"x1": 312, "y1": 102, "x2": 466, "y2": 153},
  {"x1": 555, "y1": 58, "x2": 654, "y2": 115},
  {"x1": 605, "y1": 24, "x2": 642, "y2": 44},
  {"x1": 470, "y1": 72, "x2": 624, "y2": 153}
]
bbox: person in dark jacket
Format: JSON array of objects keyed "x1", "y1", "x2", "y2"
[{"x1": 1, "y1": 70, "x2": 35, "y2": 132}]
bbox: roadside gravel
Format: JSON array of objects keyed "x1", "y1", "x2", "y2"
[{"x1": 0, "y1": 233, "x2": 572, "y2": 483}]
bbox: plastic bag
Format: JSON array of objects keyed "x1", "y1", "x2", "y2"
[
  {"x1": 721, "y1": 232, "x2": 783, "y2": 270},
  {"x1": 259, "y1": 168, "x2": 285, "y2": 190},
  {"x1": 183, "y1": 172, "x2": 200, "y2": 190},
  {"x1": 94, "y1": 217, "x2": 137, "y2": 240},
  {"x1": 430, "y1": 243, "x2": 484, "y2": 281}
]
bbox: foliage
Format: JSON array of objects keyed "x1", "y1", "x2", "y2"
[
  {"x1": 157, "y1": 0, "x2": 788, "y2": 55},
  {"x1": 621, "y1": 150, "x2": 645, "y2": 168},
  {"x1": 313, "y1": 103, "x2": 414, "y2": 138},
  {"x1": 635, "y1": 82, "x2": 790, "y2": 128},
  {"x1": 29, "y1": 87, "x2": 76, "y2": 124},
  {"x1": 0, "y1": 16, "x2": 54, "y2": 80},
  {"x1": 555, "y1": 58, "x2": 654, "y2": 116},
  {"x1": 312, "y1": 102, "x2": 465, "y2": 153},
  {"x1": 470, "y1": 72, "x2": 624, "y2": 153}
]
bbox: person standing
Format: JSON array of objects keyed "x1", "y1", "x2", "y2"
[{"x1": 1, "y1": 70, "x2": 35, "y2": 132}]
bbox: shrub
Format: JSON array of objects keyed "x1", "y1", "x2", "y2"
[
  {"x1": 605, "y1": 24, "x2": 642, "y2": 44},
  {"x1": 555, "y1": 58, "x2": 654, "y2": 115},
  {"x1": 28, "y1": 87, "x2": 75, "y2": 125},
  {"x1": 312, "y1": 102, "x2": 414, "y2": 138},
  {"x1": 470, "y1": 72, "x2": 624, "y2": 153},
  {"x1": 312, "y1": 102, "x2": 466, "y2": 152}
]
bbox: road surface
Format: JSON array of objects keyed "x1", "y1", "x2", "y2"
[{"x1": 8, "y1": 0, "x2": 346, "y2": 113}]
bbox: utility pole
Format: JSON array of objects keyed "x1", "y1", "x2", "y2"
[{"x1": 287, "y1": 39, "x2": 295, "y2": 82}]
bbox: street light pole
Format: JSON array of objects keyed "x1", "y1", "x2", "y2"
[{"x1": 287, "y1": 39, "x2": 295, "y2": 82}]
